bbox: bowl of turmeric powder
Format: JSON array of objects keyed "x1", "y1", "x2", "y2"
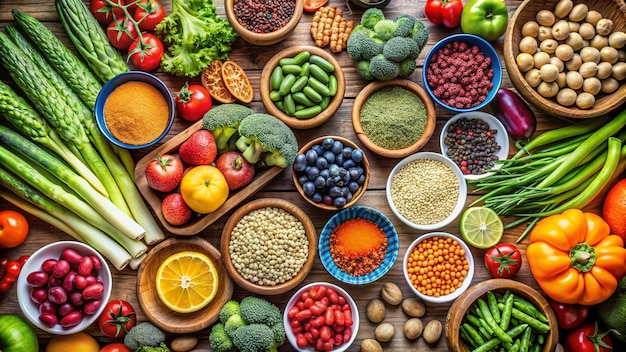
[
  {"x1": 95, "y1": 71, "x2": 175, "y2": 149},
  {"x1": 318, "y1": 206, "x2": 399, "y2": 285}
]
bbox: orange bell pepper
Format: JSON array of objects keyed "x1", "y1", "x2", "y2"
[{"x1": 527, "y1": 209, "x2": 626, "y2": 306}]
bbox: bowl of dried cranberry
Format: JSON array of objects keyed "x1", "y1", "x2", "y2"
[
  {"x1": 225, "y1": 0, "x2": 304, "y2": 46},
  {"x1": 423, "y1": 34, "x2": 502, "y2": 112}
]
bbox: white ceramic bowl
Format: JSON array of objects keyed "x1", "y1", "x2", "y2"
[
  {"x1": 403, "y1": 232, "x2": 474, "y2": 304},
  {"x1": 17, "y1": 241, "x2": 112, "y2": 335},
  {"x1": 284, "y1": 282, "x2": 359, "y2": 351},
  {"x1": 440, "y1": 112, "x2": 510, "y2": 180},
  {"x1": 386, "y1": 152, "x2": 467, "y2": 231}
]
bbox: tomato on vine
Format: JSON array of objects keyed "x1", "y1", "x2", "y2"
[
  {"x1": 128, "y1": 33, "x2": 164, "y2": 72},
  {"x1": 132, "y1": 0, "x2": 167, "y2": 32},
  {"x1": 483, "y1": 243, "x2": 522, "y2": 279},
  {"x1": 107, "y1": 16, "x2": 139, "y2": 51},
  {"x1": 90, "y1": 0, "x2": 125, "y2": 25}
]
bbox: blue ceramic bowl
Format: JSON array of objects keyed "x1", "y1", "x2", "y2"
[
  {"x1": 95, "y1": 71, "x2": 175, "y2": 149},
  {"x1": 422, "y1": 34, "x2": 502, "y2": 113},
  {"x1": 319, "y1": 206, "x2": 399, "y2": 285}
]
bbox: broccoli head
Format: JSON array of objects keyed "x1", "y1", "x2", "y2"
[
  {"x1": 383, "y1": 36, "x2": 419, "y2": 62},
  {"x1": 356, "y1": 60, "x2": 374, "y2": 81},
  {"x1": 346, "y1": 30, "x2": 384, "y2": 61},
  {"x1": 360, "y1": 8, "x2": 385, "y2": 29},
  {"x1": 373, "y1": 19, "x2": 398, "y2": 41},
  {"x1": 398, "y1": 58, "x2": 417, "y2": 78},
  {"x1": 230, "y1": 324, "x2": 275, "y2": 352},
  {"x1": 124, "y1": 322, "x2": 166, "y2": 351},
  {"x1": 224, "y1": 314, "x2": 246, "y2": 337},
  {"x1": 369, "y1": 54, "x2": 400, "y2": 80},
  {"x1": 202, "y1": 103, "x2": 254, "y2": 154},
  {"x1": 393, "y1": 14, "x2": 416, "y2": 37},
  {"x1": 209, "y1": 323, "x2": 235, "y2": 352},
  {"x1": 219, "y1": 300, "x2": 241, "y2": 324},
  {"x1": 412, "y1": 20, "x2": 430, "y2": 55},
  {"x1": 235, "y1": 113, "x2": 298, "y2": 168},
  {"x1": 239, "y1": 296, "x2": 282, "y2": 326},
  {"x1": 270, "y1": 321, "x2": 286, "y2": 346},
  {"x1": 135, "y1": 342, "x2": 170, "y2": 352}
]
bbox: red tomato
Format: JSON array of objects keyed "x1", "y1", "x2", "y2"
[
  {"x1": 97, "y1": 300, "x2": 136, "y2": 338},
  {"x1": 175, "y1": 83, "x2": 213, "y2": 122},
  {"x1": 483, "y1": 243, "x2": 521, "y2": 279},
  {"x1": 106, "y1": 16, "x2": 139, "y2": 51},
  {"x1": 564, "y1": 322, "x2": 613, "y2": 352},
  {"x1": 424, "y1": 0, "x2": 464, "y2": 29},
  {"x1": 303, "y1": 0, "x2": 329, "y2": 12},
  {"x1": 128, "y1": 33, "x2": 164, "y2": 72},
  {"x1": 0, "y1": 210, "x2": 29, "y2": 248},
  {"x1": 90, "y1": 0, "x2": 125, "y2": 25},
  {"x1": 100, "y1": 343, "x2": 131, "y2": 352},
  {"x1": 145, "y1": 153, "x2": 184, "y2": 192},
  {"x1": 132, "y1": 0, "x2": 167, "y2": 32}
]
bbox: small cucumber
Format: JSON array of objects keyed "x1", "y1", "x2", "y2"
[
  {"x1": 299, "y1": 62, "x2": 311, "y2": 77},
  {"x1": 270, "y1": 65, "x2": 283, "y2": 90},
  {"x1": 269, "y1": 90, "x2": 282, "y2": 102},
  {"x1": 319, "y1": 96, "x2": 331, "y2": 110},
  {"x1": 281, "y1": 64, "x2": 303, "y2": 75},
  {"x1": 295, "y1": 105, "x2": 322, "y2": 119},
  {"x1": 309, "y1": 64, "x2": 330, "y2": 84},
  {"x1": 279, "y1": 51, "x2": 311, "y2": 66},
  {"x1": 309, "y1": 55, "x2": 335, "y2": 73},
  {"x1": 308, "y1": 76, "x2": 331, "y2": 97},
  {"x1": 290, "y1": 75, "x2": 309, "y2": 94},
  {"x1": 292, "y1": 92, "x2": 316, "y2": 107},
  {"x1": 328, "y1": 75, "x2": 338, "y2": 96},
  {"x1": 279, "y1": 73, "x2": 297, "y2": 96},
  {"x1": 283, "y1": 93, "x2": 296, "y2": 116},
  {"x1": 303, "y1": 86, "x2": 323, "y2": 103}
]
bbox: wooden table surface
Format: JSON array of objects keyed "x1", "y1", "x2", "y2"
[{"x1": 0, "y1": 0, "x2": 596, "y2": 351}]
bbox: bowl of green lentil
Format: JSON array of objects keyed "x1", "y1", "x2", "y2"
[
  {"x1": 386, "y1": 152, "x2": 467, "y2": 230},
  {"x1": 219, "y1": 198, "x2": 317, "y2": 295},
  {"x1": 352, "y1": 78, "x2": 437, "y2": 158}
]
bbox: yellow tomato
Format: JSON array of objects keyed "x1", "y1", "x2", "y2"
[
  {"x1": 46, "y1": 332, "x2": 99, "y2": 352},
  {"x1": 180, "y1": 165, "x2": 229, "y2": 214}
]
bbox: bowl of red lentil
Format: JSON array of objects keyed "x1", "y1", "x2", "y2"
[
  {"x1": 225, "y1": 0, "x2": 304, "y2": 46},
  {"x1": 423, "y1": 34, "x2": 502, "y2": 112},
  {"x1": 219, "y1": 198, "x2": 317, "y2": 296},
  {"x1": 318, "y1": 206, "x2": 399, "y2": 285},
  {"x1": 386, "y1": 152, "x2": 467, "y2": 231},
  {"x1": 403, "y1": 232, "x2": 474, "y2": 304},
  {"x1": 95, "y1": 71, "x2": 175, "y2": 149}
]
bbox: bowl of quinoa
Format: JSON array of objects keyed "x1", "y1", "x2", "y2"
[
  {"x1": 225, "y1": 0, "x2": 303, "y2": 46},
  {"x1": 386, "y1": 152, "x2": 467, "y2": 230},
  {"x1": 318, "y1": 206, "x2": 399, "y2": 285},
  {"x1": 219, "y1": 198, "x2": 317, "y2": 295}
]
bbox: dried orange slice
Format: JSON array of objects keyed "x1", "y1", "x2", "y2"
[
  {"x1": 155, "y1": 251, "x2": 219, "y2": 313},
  {"x1": 222, "y1": 60, "x2": 254, "y2": 103},
  {"x1": 201, "y1": 60, "x2": 236, "y2": 104}
]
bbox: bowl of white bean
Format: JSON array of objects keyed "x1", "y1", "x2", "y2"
[
  {"x1": 386, "y1": 152, "x2": 467, "y2": 231},
  {"x1": 219, "y1": 198, "x2": 317, "y2": 295}
]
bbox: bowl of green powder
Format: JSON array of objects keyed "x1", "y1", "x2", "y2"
[{"x1": 352, "y1": 78, "x2": 437, "y2": 158}]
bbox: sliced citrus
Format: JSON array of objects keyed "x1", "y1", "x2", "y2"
[
  {"x1": 201, "y1": 60, "x2": 236, "y2": 104},
  {"x1": 459, "y1": 207, "x2": 504, "y2": 249},
  {"x1": 222, "y1": 60, "x2": 254, "y2": 103},
  {"x1": 155, "y1": 251, "x2": 219, "y2": 313}
]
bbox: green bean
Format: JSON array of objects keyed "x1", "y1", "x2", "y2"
[
  {"x1": 513, "y1": 297, "x2": 549, "y2": 324},
  {"x1": 463, "y1": 323, "x2": 486, "y2": 346},
  {"x1": 307, "y1": 76, "x2": 331, "y2": 96},
  {"x1": 510, "y1": 307, "x2": 551, "y2": 334},
  {"x1": 488, "y1": 291, "x2": 501, "y2": 324},
  {"x1": 511, "y1": 339, "x2": 522, "y2": 352},
  {"x1": 471, "y1": 337, "x2": 501, "y2": 352},
  {"x1": 520, "y1": 326, "x2": 532, "y2": 352},
  {"x1": 478, "y1": 298, "x2": 513, "y2": 343},
  {"x1": 537, "y1": 334, "x2": 545, "y2": 345},
  {"x1": 466, "y1": 314, "x2": 483, "y2": 329},
  {"x1": 461, "y1": 325, "x2": 478, "y2": 349},
  {"x1": 479, "y1": 317, "x2": 494, "y2": 336},
  {"x1": 478, "y1": 326, "x2": 492, "y2": 341},
  {"x1": 303, "y1": 86, "x2": 323, "y2": 103},
  {"x1": 531, "y1": 344, "x2": 542, "y2": 352},
  {"x1": 500, "y1": 294, "x2": 514, "y2": 330},
  {"x1": 283, "y1": 94, "x2": 295, "y2": 116}
]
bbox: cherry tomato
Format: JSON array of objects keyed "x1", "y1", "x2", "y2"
[
  {"x1": 564, "y1": 322, "x2": 613, "y2": 352},
  {"x1": 132, "y1": 0, "x2": 167, "y2": 32},
  {"x1": 97, "y1": 300, "x2": 136, "y2": 338},
  {"x1": 0, "y1": 210, "x2": 29, "y2": 248},
  {"x1": 174, "y1": 82, "x2": 213, "y2": 122},
  {"x1": 106, "y1": 16, "x2": 139, "y2": 51},
  {"x1": 483, "y1": 243, "x2": 522, "y2": 279},
  {"x1": 128, "y1": 33, "x2": 164, "y2": 72},
  {"x1": 100, "y1": 343, "x2": 131, "y2": 352},
  {"x1": 89, "y1": 0, "x2": 125, "y2": 25}
]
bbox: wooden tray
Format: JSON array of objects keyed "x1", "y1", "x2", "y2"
[{"x1": 134, "y1": 119, "x2": 285, "y2": 235}]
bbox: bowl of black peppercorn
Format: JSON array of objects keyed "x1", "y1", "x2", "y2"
[
  {"x1": 440, "y1": 112, "x2": 510, "y2": 180},
  {"x1": 225, "y1": 0, "x2": 303, "y2": 46}
]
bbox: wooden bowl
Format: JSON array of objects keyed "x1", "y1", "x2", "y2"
[
  {"x1": 292, "y1": 136, "x2": 370, "y2": 211},
  {"x1": 352, "y1": 79, "x2": 436, "y2": 158},
  {"x1": 134, "y1": 120, "x2": 284, "y2": 236},
  {"x1": 220, "y1": 198, "x2": 317, "y2": 295},
  {"x1": 224, "y1": 0, "x2": 303, "y2": 46},
  {"x1": 136, "y1": 237, "x2": 233, "y2": 334},
  {"x1": 261, "y1": 45, "x2": 346, "y2": 129},
  {"x1": 504, "y1": 0, "x2": 626, "y2": 119},
  {"x1": 446, "y1": 279, "x2": 558, "y2": 352}
]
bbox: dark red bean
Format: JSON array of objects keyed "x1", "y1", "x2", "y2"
[
  {"x1": 83, "y1": 299, "x2": 102, "y2": 315},
  {"x1": 41, "y1": 259, "x2": 58, "y2": 274},
  {"x1": 58, "y1": 303, "x2": 75, "y2": 316},
  {"x1": 78, "y1": 256, "x2": 93, "y2": 277},
  {"x1": 38, "y1": 301, "x2": 56, "y2": 315},
  {"x1": 62, "y1": 271, "x2": 76, "y2": 292},
  {"x1": 61, "y1": 248, "x2": 83, "y2": 266},
  {"x1": 26, "y1": 271, "x2": 49, "y2": 288},
  {"x1": 60, "y1": 311, "x2": 83, "y2": 328},
  {"x1": 84, "y1": 275, "x2": 97, "y2": 286},
  {"x1": 52, "y1": 259, "x2": 70, "y2": 278},
  {"x1": 90, "y1": 256, "x2": 102, "y2": 270},
  {"x1": 48, "y1": 274, "x2": 62, "y2": 287},
  {"x1": 39, "y1": 313, "x2": 58, "y2": 327},
  {"x1": 74, "y1": 275, "x2": 88, "y2": 290},
  {"x1": 68, "y1": 291, "x2": 85, "y2": 307},
  {"x1": 30, "y1": 288, "x2": 48, "y2": 304},
  {"x1": 82, "y1": 282, "x2": 104, "y2": 300},
  {"x1": 48, "y1": 286, "x2": 68, "y2": 304}
]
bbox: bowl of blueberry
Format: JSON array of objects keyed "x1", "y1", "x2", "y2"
[{"x1": 292, "y1": 136, "x2": 370, "y2": 210}]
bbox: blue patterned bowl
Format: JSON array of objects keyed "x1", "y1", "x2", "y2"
[{"x1": 319, "y1": 206, "x2": 399, "y2": 285}]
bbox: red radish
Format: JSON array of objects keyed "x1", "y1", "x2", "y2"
[{"x1": 161, "y1": 193, "x2": 192, "y2": 226}]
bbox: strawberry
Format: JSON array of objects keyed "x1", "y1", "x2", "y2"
[
  {"x1": 215, "y1": 151, "x2": 256, "y2": 190},
  {"x1": 145, "y1": 153, "x2": 184, "y2": 192},
  {"x1": 161, "y1": 193, "x2": 192, "y2": 226},
  {"x1": 178, "y1": 129, "x2": 217, "y2": 165}
]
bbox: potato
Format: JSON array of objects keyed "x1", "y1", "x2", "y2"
[
  {"x1": 554, "y1": 0, "x2": 573, "y2": 19},
  {"x1": 566, "y1": 70, "x2": 584, "y2": 89},
  {"x1": 596, "y1": 19, "x2": 614, "y2": 36},
  {"x1": 525, "y1": 68, "x2": 542, "y2": 87},
  {"x1": 366, "y1": 299, "x2": 386, "y2": 323},
  {"x1": 576, "y1": 92, "x2": 595, "y2": 109},
  {"x1": 404, "y1": 318, "x2": 423, "y2": 340},
  {"x1": 579, "y1": 23, "x2": 596, "y2": 40},
  {"x1": 583, "y1": 77, "x2": 602, "y2": 95},
  {"x1": 537, "y1": 81, "x2": 559, "y2": 98},
  {"x1": 552, "y1": 20, "x2": 570, "y2": 41},
  {"x1": 522, "y1": 21, "x2": 540, "y2": 38},
  {"x1": 170, "y1": 336, "x2": 199, "y2": 352},
  {"x1": 609, "y1": 31, "x2": 626, "y2": 49},
  {"x1": 381, "y1": 282, "x2": 403, "y2": 305},
  {"x1": 550, "y1": 56, "x2": 564, "y2": 72},
  {"x1": 597, "y1": 62, "x2": 614, "y2": 80},
  {"x1": 536, "y1": 10, "x2": 555, "y2": 27},
  {"x1": 566, "y1": 32, "x2": 584, "y2": 51},
  {"x1": 422, "y1": 320, "x2": 443, "y2": 344},
  {"x1": 569, "y1": 3, "x2": 588, "y2": 22},
  {"x1": 585, "y1": 10, "x2": 603, "y2": 26},
  {"x1": 520, "y1": 36, "x2": 538, "y2": 54},
  {"x1": 601, "y1": 77, "x2": 619, "y2": 93},
  {"x1": 517, "y1": 53, "x2": 535, "y2": 72},
  {"x1": 591, "y1": 35, "x2": 609, "y2": 50},
  {"x1": 539, "y1": 39, "x2": 558, "y2": 54},
  {"x1": 565, "y1": 54, "x2": 583, "y2": 71},
  {"x1": 401, "y1": 298, "x2": 426, "y2": 318},
  {"x1": 612, "y1": 62, "x2": 626, "y2": 80},
  {"x1": 539, "y1": 64, "x2": 559, "y2": 82},
  {"x1": 556, "y1": 72, "x2": 567, "y2": 88},
  {"x1": 580, "y1": 47, "x2": 600, "y2": 63},
  {"x1": 557, "y1": 88, "x2": 577, "y2": 106},
  {"x1": 360, "y1": 339, "x2": 383, "y2": 352},
  {"x1": 533, "y1": 52, "x2": 551, "y2": 69},
  {"x1": 375, "y1": 323, "x2": 395, "y2": 343},
  {"x1": 538, "y1": 26, "x2": 553, "y2": 41},
  {"x1": 568, "y1": 21, "x2": 580, "y2": 33},
  {"x1": 579, "y1": 61, "x2": 599, "y2": 78},
  {"x1": 600, "y1": 46, "x2": 619, "y2": 64},
  {"x1": 555, "y1": 44, "x2": 574, "y2": 61}
]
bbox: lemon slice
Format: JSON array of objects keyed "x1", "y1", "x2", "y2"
[
  {"x1": 156, "y1": 251, "x2": 219, "y2": 313},
  {"x1": 459, "y1": 207, "x2": 504, "y2": 249}
]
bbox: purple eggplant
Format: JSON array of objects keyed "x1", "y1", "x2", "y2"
[{"x1": 491, "y1": 87, "x2": 537, "y2": 140}]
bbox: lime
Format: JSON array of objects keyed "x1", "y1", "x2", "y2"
[{"x1": 459, "y1": 207, "x2": 504, "y2": 249}]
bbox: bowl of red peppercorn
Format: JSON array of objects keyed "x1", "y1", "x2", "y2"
[
  {"x1": 318, "y1": 206, "x2": 399, "y2": 285},
  {"x1": 225, "y1": 0, "x2": 304, "y2": 46},
  {"x1": 440, "y1": 112, "x2": 510, "y2": 180},
  {"x1": 423, "y1": 34, "x2": 502, "y2": 112}
]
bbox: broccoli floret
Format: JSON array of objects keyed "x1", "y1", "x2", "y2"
[
  {"x1": 346, "y1": 30, "x2": 384, "y2": 61},
  {"x1": 135, "y1": 342, "x2": 170, "y2": 352},
  {"x1": 209, "y1": 323, "x2": 236, "y2": 352},
  {"x1": 230, "y1": 324, "x2": 275, "y2": 352},
  {"x1": 219, "y1": 300, "x2": 241, "y2": 324},
  {"x1": 235, "y1": 113, "x2": 298, "y2": 168},
  {"x1": 124, "y1": 322, "x2": 166, "y2": 351},
  {"x1": 412, "y1": 20, "x2": 430, "y2": 55},
  {"x1": 383, "y1": 37, "x2": 419, "y2": 62},
  {"x1": 202, "y1": 103, "x2": 254, "y2": 153},
  {"x1": 373, "y1": 19, "x2": 398, "y2": 41},
  {"x1": 224, "y1": 314, "x2": 246, "y2": 337},
  {"x1": 239, "y1": 296, "x2": 282, "y2": 326},
  {"x1": 369, "y1": 54, "x2": 399, "y2": 80},
  {"x1": 351, "y1": 24, "x2": 366, "y2": 34},
  {"x1": 270, "y1": 321, "x2": 286, "y2": 346},
  {"x1": 398, "y1": 58, "x2": 417, "y2": 78},
  {"x1": 356, "y1": 60, "x2": 374, "y2": 81},
  {"x1": 360, "y1": 8, "x2": 385, "y2": 29},
  {"x1": 393, "y1": 14, "x2": 416, "y2": 37}
]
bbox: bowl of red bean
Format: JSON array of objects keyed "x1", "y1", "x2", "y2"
[
  {"x1": 423, "y1": 34, "x2": 502, "y2": 112},
  {"x1": 225, "y1": 0, "x2": 304, "y2": 46},
  {"x1": 284, "y1": 282, "x2": 359, "y2": 351},
  {"x1": 403, "y1": 232, "x2": 474, "y2": 304},
  {"x1": 17, "y1": 241, "x2": 112, "y2": 335}
]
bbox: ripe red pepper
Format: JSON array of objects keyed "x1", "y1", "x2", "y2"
[
  {"x1": 549, "y1": 299, "x2": 590, "y2": 330},
  {"x1": 424, "y1": 0, "x2": 464, "y2": 28}
]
